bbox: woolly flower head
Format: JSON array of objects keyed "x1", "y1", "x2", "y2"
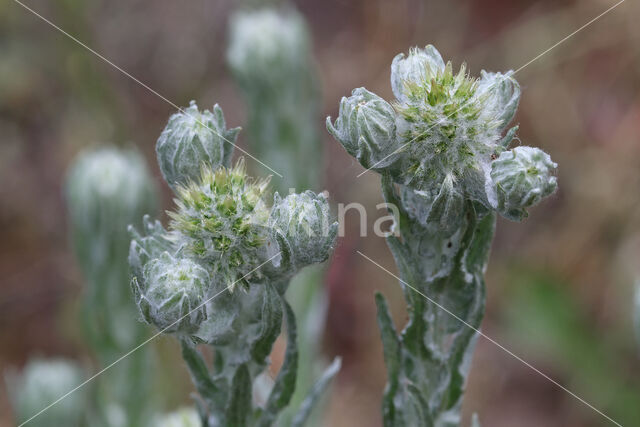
[
  {"x1": 227, "y1": 8, "x2": 308, "y2": 82},
  {"x1": 328, "y1": 45, "x2": 556, "y2": 221},
  {"x1": 169, "y1": 159, "x2": 271, "y2": 291},
  {"x1": 392, "y1": 46, "x2": 520, "y2": 194}
]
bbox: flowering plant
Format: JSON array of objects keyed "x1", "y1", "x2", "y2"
[
  {"x1": 129, "y1": 102, "x2": 340, "y2": 426},
  {"x1": 328, "y1": 45, "x2": 557, "y2": 426}
]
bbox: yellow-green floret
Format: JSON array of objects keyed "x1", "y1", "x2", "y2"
[{"x1": 169, "y1": 159, "x2": 271, "y2": 291}]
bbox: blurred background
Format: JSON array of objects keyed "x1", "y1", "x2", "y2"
[{"x1": 2, "y1": 0, "x2": 640, "y2": 426}]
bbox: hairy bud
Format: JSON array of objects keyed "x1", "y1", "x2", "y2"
[
  {"x1": 327, "y1": 88, "x2": 399, "y2": 170},
  {"x1": 128, "y1": 215, "x2": 174, "y2": 282},
  {"x1": 390, "y1": 45, "x2": 446, "y2": 103},
  {"x1": 476, "y1": 71, "x2": 521, "y2": 134},
  {"x1": 268, "y1": 191, "x2": 337, "y2": 275},
  {"x1": 156, "y1": 101, "x2": 240, "y2": 190},
  {"x1": 133, "y1": 252, "x2": 210, "y2": 334},
  {"x1": 490, "y1": 146, "x2": 557, "y2": 221}
]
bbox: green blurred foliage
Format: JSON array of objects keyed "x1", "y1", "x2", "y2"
[{"x1": 502, "y1": 267, "x2": 640, "y2": 426}]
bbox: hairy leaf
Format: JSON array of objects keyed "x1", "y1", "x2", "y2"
[
  {"x1": 257, "y1": 298, "x2": 298, "y2": 426},
  {"x1": 291, "y1": 357, "x2": 342, "y2": 427},
  {"x1": 224, "y1": 364, "x2": 252, "y2": 427}
]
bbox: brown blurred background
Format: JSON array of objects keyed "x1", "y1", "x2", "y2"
[{"x1": 2, "y1": 0, "x2": 640, "y2": 426}]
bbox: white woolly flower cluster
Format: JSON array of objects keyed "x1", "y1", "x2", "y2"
[
  {"x1": 328, "y1": 45, "x2": 557, "y2": 222},
  {"x1": 129, "y1": 102, "x2": 337, "y2": 339}
]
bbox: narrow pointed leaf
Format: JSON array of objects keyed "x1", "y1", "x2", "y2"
[
  {"x1": 180, "y1": 339, "x2": 218, "y2": 400},
  {"x1": 290, "y1": 357, "x2": 342, "y2": 427},
  {"x1": 257, "y1": 298, "x2": 298, "y2": 427},
  {"x1": 224, "y1": 364, "x2": 252, "y2": 427},
  {"x1": 251, "y1": 283, "x2": 284, "y2": 363}
]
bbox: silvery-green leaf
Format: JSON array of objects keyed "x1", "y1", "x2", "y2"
[
  {"x1": 427, "y1": 177, "x2": 465, "y2": 233},
  {"x1": 257, "y1": 299, "x2": 298, "y2": 427},
  {"x1": 128, "y1": 215, "x2": 173, "y2": 279},
  {"x1": 250, "y1": 283, "x2": 283, "y2": 363},
  {"x1": 180, "y1": 339, "x2": 218, "y2": 401},
  {"x1": 224, "y1": 364, "x2": 251, "y2": 427},
  {"x1": 375, "y1": 293, "x2": 402, "y2": 427},
  {"x1": 290, "y1": 357, "x2": 342, "y2": 427}
]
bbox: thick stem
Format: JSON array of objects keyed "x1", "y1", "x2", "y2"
[{"x1": 379, "y1": 174, "x2": 496, "y2": 426}]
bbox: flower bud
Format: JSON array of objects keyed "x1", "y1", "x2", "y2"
[
  {"x1": 66, "y1": 146, "x2": 157, "y2": 286},
  {"x1": 8, "y1": 359, "x2": 86, "y2": 427},
  {"x1": 133, "y1": 252, "x2": 210, "y2": 334},
  {"x1": 268, "y1": 191, "x2": 337, "y2": 275},
  {"x1": 128, "y1": 215, "x2": 173, "y2": 281},
  {"x1": 227, "y1": 8, "x2": 308, "y2": 85},
  {"x1": 169, "y1": 159, "x2": 271, "y2": 291},
  {"x1": 390, "y1": 45, "x2": 445, "y2": 103},
  {"x1": 326, "y1": 88, "x2": 399, "y2": 170},
  {"x1": 476, "y1": 71, "x2": 521, "y2": 133},
  {"x1": 156, "y1": 101, "x2": 240, "y2": 190},
  {"x1": 490, "y1": 146, "x2": 557, "y2": 221}
]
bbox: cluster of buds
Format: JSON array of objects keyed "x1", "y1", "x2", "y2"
[
  {"x1": 129, "y1": 102, "x2": 337, "y2": 339},
  {"x1": 328, "y1": 45, "x2": 556, "y2": 222}
]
